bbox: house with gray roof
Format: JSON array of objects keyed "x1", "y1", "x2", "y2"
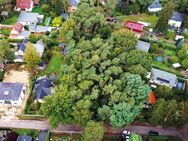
[
  {"x1": 33, "y1": 76, "x2": 53, "y2": 103},
  {"x1": 168, "y1": 12, "x2": 185, "y2": 28},
  {"x1": 148, "y1": 0, "x2": 162, "y2": 12},
  {"x1": 136, "y1": 40, "x2": 150, "y2": 52},
  {"x1": 14, "y1": 40, "x2": 45, "y2": 62},
  {"x1": 17, "y1": 135, "x2": 32, "y2": 141},
  {"x1": 151, "y1": 68, "x2": 178, "y2": 87},
  {"x1": 29, "y1": 25, "x2": 52, "y2": 33},
  {"x1": 17, "y1": 12, "x2": 44, "y2": 26},
  {"x1": 0, "y1": 82, "x2": 26, "y2": 106}
]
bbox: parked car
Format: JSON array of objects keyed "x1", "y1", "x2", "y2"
[
  {"x1": 149, "y1": 131, "x2": 159, "y2": 136},
  {"x1": 121, "y1": 130, "x2": 131, "y2": 141}
]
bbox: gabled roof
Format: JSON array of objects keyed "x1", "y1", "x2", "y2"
[
  {"x1": 0, "y1": 82, "x2": 24, "y2": 101},
  {"x1": 33, "y1": 77, "x2": 53, "y2": 100},
  {"x1": 148, "y1": 0, "x2": 161, "y2": 9},
  {"x1": 170, "y1": 12, "x2": 185, "y2": 22},
  {"x1": 136, "y1": 40, "x2": 150, "y2": 52},
  {"x1": 17, "y1": 135, "x2": 32, "y2": 141},
  {"x1": 125, "y1": 21, "x2": 144, "y2": 32},
  {"x1": 17, "y1": 12, "x2": 39, "y2": 23},
  {"x1": 12, "y1": 23, "x2": 23, "y2": 33},
  {"x1": 16, "y1": 0, "x2": 32, "y2": 10},
  {"x1": 151, "y1": 68, "x2": 177, "y2": 87}
]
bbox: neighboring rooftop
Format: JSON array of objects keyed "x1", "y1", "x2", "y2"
[
  {"x1": 17, "y1": 12, "x2": 39, "y2": 23},
  {"x1": 16, "y1": 0, "x2": 32, "y2": 10},
  {"x1": 0, "y1": 82, "x2": 24, "y2": 101},
  {"x1": 69, "y1": 0, "x2": 80, "y2": 7},
  {"x1": 125, "y1": 21, "x2": 144, "y2": 32},
  {"x1": 136, "y1": 40, "x2": 150, "y2": 52},
  {"x1": 170, "y1": 12, "x2": 185, "y2": 22},
  {"x1": 17, "y1": 135, "x2": 32, "y2": 141},
  {"x1": 151, "y1": 68, "x2": 178, "y2": 87},
  {"x1": 148, "y1": 0, "x2": 162, "y2": 9},
  {"x1": 12, "y1": 23, "x2": 23, "y2": 33},
  {"x1": 33, "y1": 77, "x2": 53, "y2": 100}
]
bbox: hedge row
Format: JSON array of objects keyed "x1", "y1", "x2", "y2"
[{"x1": 140, "y1": 37, "x2": 177, "y2": 50}]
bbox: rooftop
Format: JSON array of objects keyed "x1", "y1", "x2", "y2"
[
  {"x1": 136, "y1": 40, "x2": 150, "y2": 52},
  {"x1": 17, "y1": 12, "x2": 39, "y2": 23},
  {"x1": 0, "y1": 82, "x2": 24, "y2": 101}
]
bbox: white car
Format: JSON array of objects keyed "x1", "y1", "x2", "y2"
[{"x1": 122, "y1": 130, "x2": 131, "y2": 135}]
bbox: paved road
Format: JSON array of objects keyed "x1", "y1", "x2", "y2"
[{"x1": 0, "y1": 120, "x2": 187, "y2": 141}]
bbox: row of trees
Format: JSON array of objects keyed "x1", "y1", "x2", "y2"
[{"x1": 41, "y1": 2, "x2": 153, "y2": 129}]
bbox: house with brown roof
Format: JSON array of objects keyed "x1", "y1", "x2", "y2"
[
  {"x1": 9, "y1": 23, "x2": 31, "y2": 39},
  {"x1": 16, "y1": 0, "x2": 34, "y2": 12}
]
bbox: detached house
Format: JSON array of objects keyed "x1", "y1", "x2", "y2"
[
  {"x1": 124, "y1": 21, "x2": 144, "y2": 38},
  {"x1": 33, "y1": 76, "x2": 53, "y2": 103},
  {"x1": 9, "y1": 23, "x2": 30, "y2": 39},
  {"x1": 168, "y1": 12, "x2": 185, "y2": 28},
  {"x1": 17, "y1": 12, "x2": 44, "y2": 26},
  {"x1": 14, "y1": 40, "x2": 45, "y2": 62},
  {"x1": 0, "y1": 82, "x2": 26, "y2": 106},
  {"x1": 151, "y1": 68, "x2": 178, "y2": 88},
  {"x1": 16, "y1": 0, "x2": 34, "y2": 12}
]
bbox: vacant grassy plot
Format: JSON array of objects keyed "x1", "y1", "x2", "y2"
[
  {"x1": 46, "y1": 52, "x2": 63, "y2": 76},
  {"x1": 163, "y1": 49, "x2": 176, "y2": 56},
  {"x1": 116, "y1": 14, "x2": 159, "y2": 26}
]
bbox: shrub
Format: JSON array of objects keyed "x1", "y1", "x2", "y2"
[
  {"x1": 182, "y1": 58, "x2": 188, "y2": 69},
  {"x1": 0, "y1": 71, "x2": 4, "y2": 81}
]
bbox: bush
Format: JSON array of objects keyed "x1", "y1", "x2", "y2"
[
  {"x1": 1, "y1": 29, "x2": 11, "y2": 36},
  {"x1": 29, "y1": 34, "x2": 41, "y2": 43},
  {"x1": 181, "y1": 58, "x2": 188, "y2": 69},
  {"x1": 0, "y1": 71, "x2": 4, "y2": 81}
]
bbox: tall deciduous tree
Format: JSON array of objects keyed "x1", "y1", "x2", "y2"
[
  {"x1": 40, "y1": 85, "x2": 73, "y2": 128},
  {"x1": 111, "y1": 28, "x2": 137, "y2": 52},
  {"x1": 155, "y1": 1, "x2": 175, "y2": 33},
  {"x1": 23, "y1": 43, "x2": 40, "y2": 70},
  {"x1": 82, "y1": 121, "x2": 104, "y2": 141}
]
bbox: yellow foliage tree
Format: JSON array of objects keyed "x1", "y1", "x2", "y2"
[{"x1": 24, "y1": 43, "x2": 41, "y2": 70}]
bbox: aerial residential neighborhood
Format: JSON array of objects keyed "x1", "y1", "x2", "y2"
[{"x1": 0, "y1": 0, "x2": 187, "y2": 141}]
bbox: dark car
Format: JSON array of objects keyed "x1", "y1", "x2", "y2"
[{"x1": 149, "y1": 131, "x2": 159, "y2": 136}]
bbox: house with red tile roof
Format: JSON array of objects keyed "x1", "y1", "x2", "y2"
[
  {"x1": 16, "y1": 0, "x2": 34, "y2": 12},
  {"x1": 124, "y1": 20, "x2": 144, "y2": 38},
  {"x1": 9, "y1": 23, "x2": 31, "y2": 39}
]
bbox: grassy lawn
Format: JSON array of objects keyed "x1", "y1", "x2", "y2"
[
  {"x1": 116, "y1": 14, "x2": 159, "y2": 27},
  {"x1": 163, "y1": 49, "x2": 176, "y2": 56},
  {"x1": 45, "y1": 52, "x2": 63, "y2": 76},
  {"x1": 1, "y1": 15, "x2": 17, "y2": 25},
  {"x1": 32, "y1": 6, "x2": 42, "y2": 13}
]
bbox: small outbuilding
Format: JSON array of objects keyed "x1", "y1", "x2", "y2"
[
  {"x1": 136, "y1": 40, "x2": 150, "y2": 52},
  {"x1": 148, "y1": 0, "x2": 162, "y2": 13}
]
